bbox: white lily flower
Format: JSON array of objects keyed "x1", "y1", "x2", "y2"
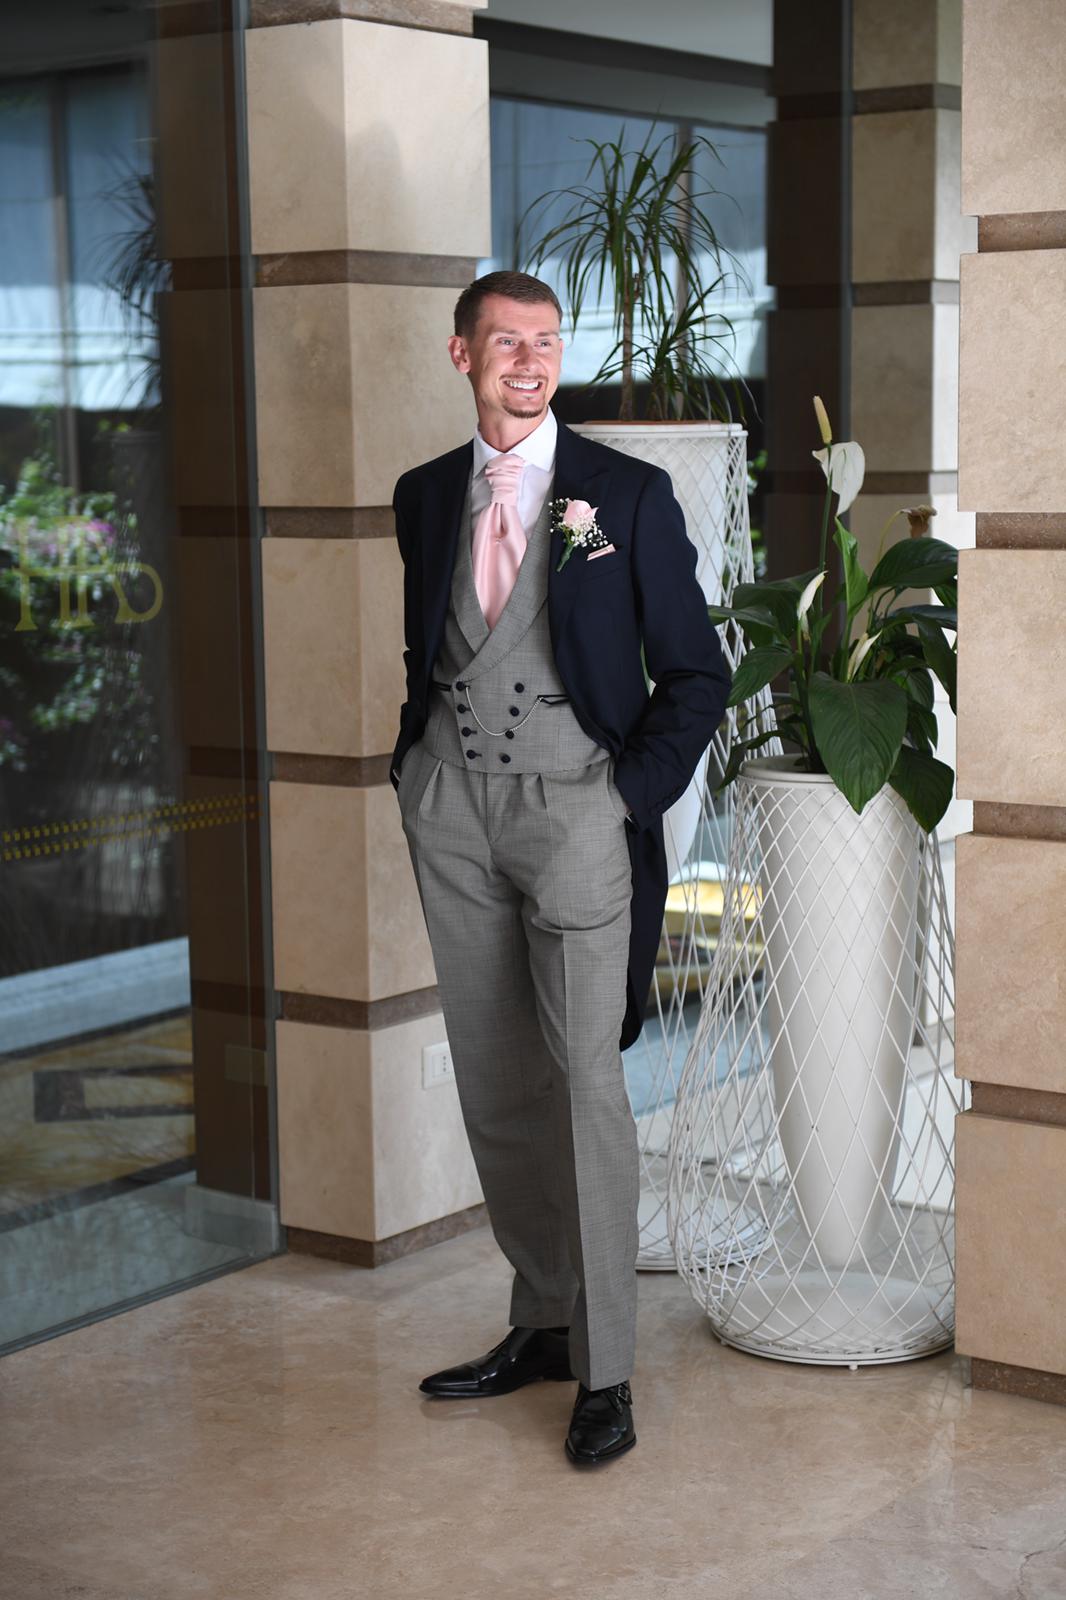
[
  {"x1": 796, "y1": 570, "x2": 826, "y2": 637},
  {"x1": 812, "y1": 440, "x2": 866, "y2": 515},
  {"x1": 847, "y1": 628, "x2": 882, "y2": 680}
]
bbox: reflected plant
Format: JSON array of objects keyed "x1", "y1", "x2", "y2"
[{"x1": 0, "y1": 451, "x2": 156, "y2": 772}]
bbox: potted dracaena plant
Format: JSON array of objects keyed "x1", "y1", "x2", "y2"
[
  {"x1": 519, "y1": 121, "x2": 753, "y2": 879},
  {"x1": 707, "y1": 396, "x2": 958, "y2": 1271}
]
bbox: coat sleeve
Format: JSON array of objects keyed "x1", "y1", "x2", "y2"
[
  {"x1": 389, "y1": 479, "x2": 425, "y2": 788},
  {"x1": 610, "y1": 464, "x2": 733, "y2": 833}
]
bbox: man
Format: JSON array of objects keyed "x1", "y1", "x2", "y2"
[{"x1": 390, "y1": 270, "x2": 730, "y2": 1466}]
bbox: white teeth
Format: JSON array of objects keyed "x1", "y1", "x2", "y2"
[{"x1": 505, "y1": 379, "x2": 540, "y2": 390}]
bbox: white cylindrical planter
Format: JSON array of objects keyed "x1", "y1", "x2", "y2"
[
  {"x1": 569, "y1": 421, "x2": 756, "y2": 1268},
  {"x1": 667, "y1": 752, "x2": 965, "y2": 1364},
  {"x1": 756, "y1": 756, "x2": 919, "y2": 1270}
]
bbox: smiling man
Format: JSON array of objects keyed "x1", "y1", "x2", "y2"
[{"x1": 389, "y1": 270, "x2": 730, "y2": 1467}]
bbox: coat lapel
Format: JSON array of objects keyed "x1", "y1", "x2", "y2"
[
  {"x1": 421, "y1": 441, "x2": 473, "y2": 675},
  {"x1": 548, "y1": 420, "x2": 612, "y2": 648}
]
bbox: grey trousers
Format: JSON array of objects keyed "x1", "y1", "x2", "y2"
[{"x1": 396, "y1": 739, "x2": 640, "y2": 1390}]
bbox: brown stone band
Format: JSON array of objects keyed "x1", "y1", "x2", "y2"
[
  {"x1": 280, "y1": 988, "x2": 441, "y2": 1029},
  {"x1": 248, "y1": 0, "x2": 473, "y2": 35},
  {"x1": 978, "y1": 213, "x2": 1066, "y2": 253},
  {"x1": 853, "y1": 85, "x2": 962, "y2": 114},
  {"x1": 970, "y1": 1084, "x2": 1066, "y2": 1127},
  {"x1": 853, "y1": 281, "x2": 960, "y2": 305},
  {"x1": 272, "y1": 753, "x2": 392, "y2": 786},
  {"x1": 287, "y1": 1204, "x2": 488, "y2": 1267},
  {"x1": 972, "y1": 802, "x2": 1066, "y2": 842},
  {"x1": 264, "y1": 507, "x2": 395, "y2": 539},
  {"x1": 970, "y1": 1357, "x2": 1066, "y2": 1407},
  {"x1": 256, "y1": 251, "x2": 480, "y2": 289},
  {"x1": 976, "y1": 513, "x2": 1066, "y2": 548}
]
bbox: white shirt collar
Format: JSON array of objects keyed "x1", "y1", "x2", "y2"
[{"x1": 473, "y1": 405, "x2": 557, "y2": 478}]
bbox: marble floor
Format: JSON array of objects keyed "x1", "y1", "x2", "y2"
[{"x1": 2, "y1": 1225, "x2": 1064, "y2": 1600}]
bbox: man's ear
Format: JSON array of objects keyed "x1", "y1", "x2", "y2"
[{"x1": 447, "y1": 334, "x2": 470, "y2": 373}]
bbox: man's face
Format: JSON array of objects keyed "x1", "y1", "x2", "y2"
[{"x1": 448, "y1": 294, "x2": 564, "y2": 429}]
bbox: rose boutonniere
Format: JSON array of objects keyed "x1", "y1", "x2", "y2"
[{"x1": 552, "y1": 497, "x2": 611, "y2": 572}]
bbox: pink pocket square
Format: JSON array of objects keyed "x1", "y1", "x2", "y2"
[{"x1": 587, "y1": 543, "x2": 617, "y2": 560}]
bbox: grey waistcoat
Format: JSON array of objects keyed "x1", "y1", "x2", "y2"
[{"x1": 422, "y1": 474, "x2": 608, "y2": 774}]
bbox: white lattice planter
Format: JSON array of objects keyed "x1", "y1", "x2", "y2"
[
  {"x1": 571, "y1": 421, "x2": 753, "y2": 1269},
  {"x1": 666, "y1": 752, "x2": 967, "y2": 1364}
]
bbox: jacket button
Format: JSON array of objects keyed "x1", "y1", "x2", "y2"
[
  {"x1": 457, "y1": 704, "x2": 468, "y2": 713},
  {"x1": 454, "y1": 679, "x2": 467, "y2": 690},
  {"x1": 514, "y1": 682, "x2": 525, "y2": 692},
  {"x1": 461, "y1": 727, "x2": 474, "y2": 736},
  {"x1": 499, "y1": 754, "x2": 511, "y2": 764},
  {"x1": 505, "y1": 730, "x2": 515, "y2": 740}
]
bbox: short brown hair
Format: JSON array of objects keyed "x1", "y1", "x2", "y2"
[{"x1": 453, "y1": 270, "x2": 563, "y2": 341}]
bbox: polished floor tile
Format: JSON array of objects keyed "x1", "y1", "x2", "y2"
[{"x1": 1, "y1": 1225, "x2": 1064, "y2": 1599}]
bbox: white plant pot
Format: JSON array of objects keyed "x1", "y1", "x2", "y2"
[
  {"x1": 748, "y1": 753, "x2": 922, "y2": 1271},
  {"x1": 569, "y1": 421, "x2": 751, "y2": 1268},
  {"x1": 569, "y1": 422, "x2": 736, "y2": 876}
]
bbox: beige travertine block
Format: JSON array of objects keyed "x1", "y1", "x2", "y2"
[
  {"x1": 276, "y1": 1014, "x2": 481, "y2": 1241},
  {"x1": 958, "y1": 251, "x2": 1066, "y2": 512},
  {"x1": 956, "y1": 548, "x2": 1066, "y2": 804},
  {"x1": 851, "y1": 303, "x2": 958, "y2": 471},
  {"x1": 262, "y1": 538, "x2": 403, "y2": 757},
  {"x1": 270, "y1": 780, "x2": 435, "y2": 1001},
  {"x1": 246, "y1": 19, "x2": 490, "y2": 257},
  {"x1": 962, "y1": 0, "x2": 1066, "y2": 215},
  {"x1": 955, "y1": 1112, "x2": 1066, "y2": 1374},
  {"x1": 853, "y1": 0, "x2": 960, "y2": 90},
  {"x1": 852, "y1": 111, "x2": 975, "y2": 281},
  {"x1": 253, "y1": 282, "x2": 472, "y2": 507},
  {"x1": 955, "y1": 834, "x2": 1066, "y2": 1091}
]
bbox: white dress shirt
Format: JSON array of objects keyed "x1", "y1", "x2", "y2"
[{"x1": 470, "y1": 405, "x2": 557, "y2": 536}]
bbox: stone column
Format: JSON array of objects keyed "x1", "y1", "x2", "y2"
[
  {"x1": 953, "y1": 0, "x2": 1066, "y2": 1402},
  {"x1": 247, "y1": 0, "x2": 490, "y2": 1263},
  {"x1": 849, "y1": 0, "x2": 975, "y2": 848}
]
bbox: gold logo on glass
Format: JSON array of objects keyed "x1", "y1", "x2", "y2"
[{"x1": 10, "y1": 524, "x2": 163, "y2": 630}]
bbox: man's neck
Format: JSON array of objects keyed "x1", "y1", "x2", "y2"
[{"x1": 476, "y1": 408, "x2": 549, "y2": 453}]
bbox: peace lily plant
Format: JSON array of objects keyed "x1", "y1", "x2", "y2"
[{"x1": 712, "y1": 397, "x2": 958, "y2": 832}]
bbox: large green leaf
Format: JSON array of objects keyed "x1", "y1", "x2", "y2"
[
  {"x1": 888, "y1": 743, "x2": 956, "y2": 832},
  {"x1": 808, "y1": 672, "x2": 909, "y2": 813},
  {"x1": 868, "y1": 536, "x2": 958, "y2": 595},
  {"x1": 832, "y1": 517, "x2": 869, "y2": 615},
  {"x1": 884, "y1": 603, "x2": 957, "y2": 629},
  {"x1": 727, "y1": 645, "x2": 793, "y2": 707},
  {"x1": 905, "y1": 701, "x2": 939, "y2": 753},
  {"x1": 915, "y1": 617, "x2": 957, "y2": 712},
  {"x1": 728, "y1": 581, "x2": 815, "y2": 637},
  {"x1": 707, "y1": 602, "x2": 778, "y2": 649}
]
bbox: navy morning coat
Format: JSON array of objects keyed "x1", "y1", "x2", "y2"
[{"x1": 389, "y1": 415, "x2": 732, "y2": 1050}]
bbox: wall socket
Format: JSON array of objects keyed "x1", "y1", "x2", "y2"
[{"x1": 422, "y1": 1041, "x2": 455, "y2": 1090}]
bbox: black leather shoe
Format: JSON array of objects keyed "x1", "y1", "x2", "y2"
[
  {"x1": 564, "y1": 1379, "x2": 636, "y2": 1465},
  {"x1": 418, "y1": 1325, "x2": 573, "y2": 1398}
]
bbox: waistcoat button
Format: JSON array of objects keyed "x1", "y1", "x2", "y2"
[
  {"x1": 499, "y1": 754, "x2": 511, "y2": 763},
  {"x1": 508, "y1": 705, "x2": 520, "y2": 717},
  {"x1": 466, "y1": 750, "x2": 479, "y2": 760},
  {"x1": 505, "y1": 730, "x2": 515, "y2": 740},
  {"x1": 461, "y1": 727, "x2": 474, "y2": 736},
  {"x1": 513, "y1": 682, "x2": 525, "y2": 692}
]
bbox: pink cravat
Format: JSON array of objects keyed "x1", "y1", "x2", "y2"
[{"x1": 471, "y1": 452, "x2": 527, "y2": 631}]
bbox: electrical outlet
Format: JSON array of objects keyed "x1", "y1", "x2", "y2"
[{"x1": 422, "y1": 1041, "x2": 454, "y2": 1089}]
